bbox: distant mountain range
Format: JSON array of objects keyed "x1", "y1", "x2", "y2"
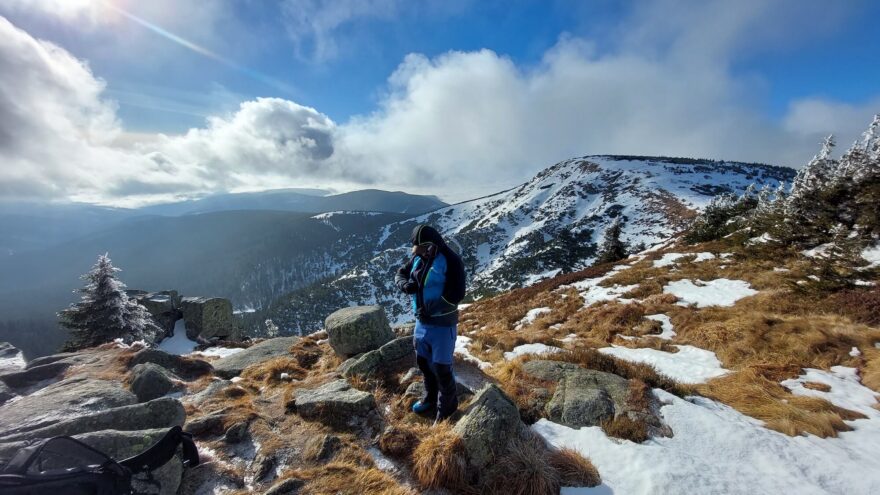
[
  {"x1": 0, "y1": 157, "x2": 796, "y2": 356},
  {"x1": 266, "y1": 156, "x2": 796, "y2": 334}
]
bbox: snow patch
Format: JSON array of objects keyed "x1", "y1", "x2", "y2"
[
  {"x1": 781, "y1": 366, "x2": 880, "y2": 417},
  {"x1": 644, "y1": 314, "x2": 675, "y2": 340},
  {"x1": 862, "y1": 242, "x2": 880, "y2": 268},
  {"x1": 454, "y1": 336, "x2": 492, "y2": 370},
  {"x1": 157, "y1": 320, "x2": 197, "y2": 355},
  {"x1": 504, "y1": 343, "x2": 562, "y2": 361},
  {"x1": 653, "y1": 252, "x2": 715, "y2": 268},
  {"x1": 515, "y1": 307, "x2": 551, "y2": 329},
  {"x1": 191, "y1": 347, "x2": 246, "y2": 359},
  {"x1": 598, "y1": 345, "x2": 728, "y2": 384},
  {"x1": 534, "y1": 387, "x2": 880, "y2": 495},
  {"x1": 664, "y1": 279, "x2": 757, "y2": 307}
]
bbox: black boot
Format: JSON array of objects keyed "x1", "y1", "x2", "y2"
[
  {"x1": 413, "y1": 356, "x2": 439, "y2": 414},
  {"x1": 435, "y1": 363, "x2": 459, "y2": 421}
]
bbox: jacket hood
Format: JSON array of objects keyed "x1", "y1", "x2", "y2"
[{"x1": 410, "y1": 224, "x2": 444, "y2": 246}]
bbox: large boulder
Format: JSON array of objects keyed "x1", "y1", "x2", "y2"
[
  {"x1": 180, "y1": 297, "x2": 238, "y2": 341},
  {"x1": 0, "y1": 382, "x2": 14, "y2": 406},
  {"x1": 325, "y1": 306, "x2": 395, "y2": 357},
  {"x1": 0, "y1": 376, "x2": 137, "y2": 437},
  {"x1": 212, "y1": 337, "x2": 299, "y2": 379},
  {"x1": 134, "y1": 291, "x2": 182, "y2": 338},
  {"x1": 0, "y1": 397, "x2": 185, "y2": 442},
  {"x1": 291, "y1": 379, "x2": 375, "y2": 425},
  {"x1": 130, "y1": 363, "x2": 176, "y2": 402},
  {"x1": 453, "y1": 384, "x2": 529, "y2": 471},
  {"x1": 522, "y1": 360, "x2": 666, "y2": 431},
  {"x1": 337, "y1": 336, "x2": 415, "y2": 379},
  {"x1": 129, "y1": 348, "x2": 213, "y2": 379}
]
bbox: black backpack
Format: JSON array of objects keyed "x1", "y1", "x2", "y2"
[{"x1": 0, "y1": 426, "x2": 199, "y2": 495}]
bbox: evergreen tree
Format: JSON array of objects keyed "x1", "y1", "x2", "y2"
[
  {"x1": 594, "y1": 217, "x2": 628, "y2": 265},
  {"x1": 683, "y1": 189, "x2": 757, "y2": 244},
  {"x1": 59, "y1": 254, "x2": 160, "y2": 351}
]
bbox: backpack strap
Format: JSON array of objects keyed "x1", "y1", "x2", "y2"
[{"x1": 119, "y1": 426, "x2": 200, "y2": 474}]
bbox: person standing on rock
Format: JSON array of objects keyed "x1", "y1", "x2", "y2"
[{"x1": 395, "y1": 224, "x2": 466, "y2": 422}]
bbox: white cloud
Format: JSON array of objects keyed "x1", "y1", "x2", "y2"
[{"x1": 0, "y1": 1, "x2": 878, "y2": 206}]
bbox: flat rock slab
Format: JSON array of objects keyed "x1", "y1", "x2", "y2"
[
  {"x1": 325, "y1": 306, "x2": 394, "y2": 357},
  {"x1": 292, "y1": 379, "x2": 375, "y2": 425},
  {"x1": 0, "y1": 376, "x2": 137, "y2": 437},
  {"x1": 0, "y1": 397, "x2": 185, "y2": 442},
  {"x1": 0, "y1": 361, "x2": 70, "y2": 390},
  {"x1": 129, "y1": 348, "x2": 213, "y2": 379},
  {"x1": 212, "y1": 337, "x2": 299, "y2": 379}
]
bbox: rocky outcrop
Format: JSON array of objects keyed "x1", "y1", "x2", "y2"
[
  {"x1": 521, "y1": 360, "x2": 667, "y2": 432},
  {"x1": 453, "y1": 384, "x2": 529, "y2": 471},
  {"x1": 0, "y1": 397, "x2": 185, "y2": 442},
  {"x1": 325, "y1": 305, "x2": 395, "y2": 357},
  {"x1": 0, "y1": 376, "x2": 137, "y2": 437},
  {"x1": 212, "y1": 336, "x2": 299, "y2": 379},
  {"x1": 181, "y1": 297, "x2": 238, "y2": 341},
  {"x1": 291, "y1": 379, "x2": 375, "y2": 426},
  {"x1": 0, "y1": 342, "x2": 24, "y2": 376},
  {"x1": 129, "y1": 348, "x2": 213, "y2": 379},
  {"x1": 133, "y1": 291, "x2": 182, "y2": 338},
  {"x1": 0, "y1": 360, "x2": 70, "y2": 390},
  {"x1": 130, "y1": 363, "x2": 177, "y2": 402}
]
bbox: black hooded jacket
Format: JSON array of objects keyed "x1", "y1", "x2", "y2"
[{"x1": 395, "y1": 225, "x2": 467, "y2": 326}]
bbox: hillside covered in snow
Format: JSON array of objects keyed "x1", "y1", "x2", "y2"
[{"x1": 268, "y1": 155, "x2": 794, "y2": 334}]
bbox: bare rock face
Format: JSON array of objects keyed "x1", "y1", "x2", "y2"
[
  {"x1": 0, "y1": 376, "x2": 137, "y2": 438},
  {"x1": 325, "y1": 306, "x2": 395, "y2": 357},
  {"x1": 128, "y1": 348, "x2": 213, "y2": 380},
  {"x1": 291, "y1": 379, "x2": 375, "y2": 426},
  {"x1": 180, "y1": 297, "x2": 239, "y2": 341},
  {"x1": 452, "y1": 384, "x2": 528, "y2": 471},
  {"x1": 133, "y1": 291, "x2": 182, "y2": 339}
]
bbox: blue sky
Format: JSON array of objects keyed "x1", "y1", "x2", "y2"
[{"x1": 0, "y1": 0, "x2": 878, "y2": 205}]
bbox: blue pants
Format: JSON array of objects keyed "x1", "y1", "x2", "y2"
[
  {"x1": 414, "y1": 321, "x2": 457, "y2": 365},
  {"x1": 413, "y1": 321, "x2": 459, "y2": 417}
]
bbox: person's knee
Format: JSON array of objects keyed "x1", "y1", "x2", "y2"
[{"x1": 435, "y1": 363, "x2": 454, "y2": 384}]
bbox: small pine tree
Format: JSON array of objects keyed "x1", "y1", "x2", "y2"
[
  {"x1": 797, "y1": 225, "x2": 864, "y2": 293},
  {"x1": 265, "y1": 319, "x2": 280, "y2": 338},
  {"x1": 59, "y1": 253, "x2": 160, "y2": 351},
  {"x1": 683, "y1": 189, "x2": 757, "y2": 244},
  {"x1": 594, "y1": 218, "x2": 628, "y2": 265}
]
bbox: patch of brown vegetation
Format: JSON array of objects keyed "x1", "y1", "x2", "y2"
[
  {"x1": 283, "y1": 460, "x2": 415, "y2": 495},
  {"x1": 802, "y1": 381, "x2": 832, "y2": 392},
  {"x1": 826, "y1": 286, "x2": 880, "y2": 326},
  {"x1": 548, "y1": 447, "x2": 601, "y2": 488},
  {"x1": 379, "y1": 423, "x2": 429, "y2": 458},
  {"x1": 861, "y1": 348, "x2": 880, "y2": 393},
  {"x1": 699, "y1": 366, "x2": 866, "y2": 437},
  {"x1": 483, "y1": 435, "x2": 560, "y2": 495},
  {"x1": 601, "y1": 414, "x2": 650, "y2": 443},
  {"x1": 491, "y1": 359, "x2": 557, "y2": 423},
  {"x1": 411, "y1": 423, "x2": 469, "y2": 491},
  {"x1": 241, "y1": 357, "x2": 307, "y2": 385}
]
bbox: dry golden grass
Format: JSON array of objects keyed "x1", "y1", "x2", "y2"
[
  {"x1": 802, "y1": 381, "x2": 832, "y2": 392},
  {"x1": 601, "y1": 415, "x2": 649, "y2": 443},
  {"x1": 379, "y1": 423, "x2": 430, "y2": 459},
  {"x1": 674, "y1": 305, "x2": 880, "y2": 372},
  {"x1": 699, "y1": 366, "x2": 866, "y2": 437},
  {"x1": 491, "y1": 359, "x2": 557, "y2": 423},
  {"x1": 483, "y1": 435, "x2": 560, "y2": 495},
  {"x1": 825, "y1": 286, "x2": 880, "y2": 326},
  {"x1": 285, "y1": 461, "x2": 415, "y2": 495},
  {"x1": 548, "y1": 447, "x2": 601, "y2": 488},
  {"x1": 861, "y1": 348, "x2": 880, "y2": 393},
  {"x1": 240, "y1": 357, "x2": 307, "y2": 385},
  {"x1": 411, "y1": 423, "x2": 470, "y2": 491}
]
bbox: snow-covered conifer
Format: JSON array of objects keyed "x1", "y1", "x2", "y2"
[
  {"x1": 594, "y1": 217, "x2": 628, "y2": 265},
  {"x1": 59, "y1": 254, "x2": 160, "y2": 351}
]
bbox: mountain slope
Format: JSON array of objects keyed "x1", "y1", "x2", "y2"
[
  {"x1": 138, "y1": 188, "x2": 447, "y2": 216},
  {"x1": 267, "y1": 156, "x2": 795, "y2": 334}
]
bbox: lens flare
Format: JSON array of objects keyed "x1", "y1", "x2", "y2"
[{"x1": 101, "y1": 2, "x2": 295, "y2": 94}]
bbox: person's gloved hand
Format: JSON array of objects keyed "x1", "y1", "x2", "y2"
[{"x1": 401, "y1": 281, "x2": 418, "y2": 294}]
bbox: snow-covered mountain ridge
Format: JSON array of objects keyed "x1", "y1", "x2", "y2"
[{"x1": 267, "y1": 155, "x2": 794, "y2": 334}]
